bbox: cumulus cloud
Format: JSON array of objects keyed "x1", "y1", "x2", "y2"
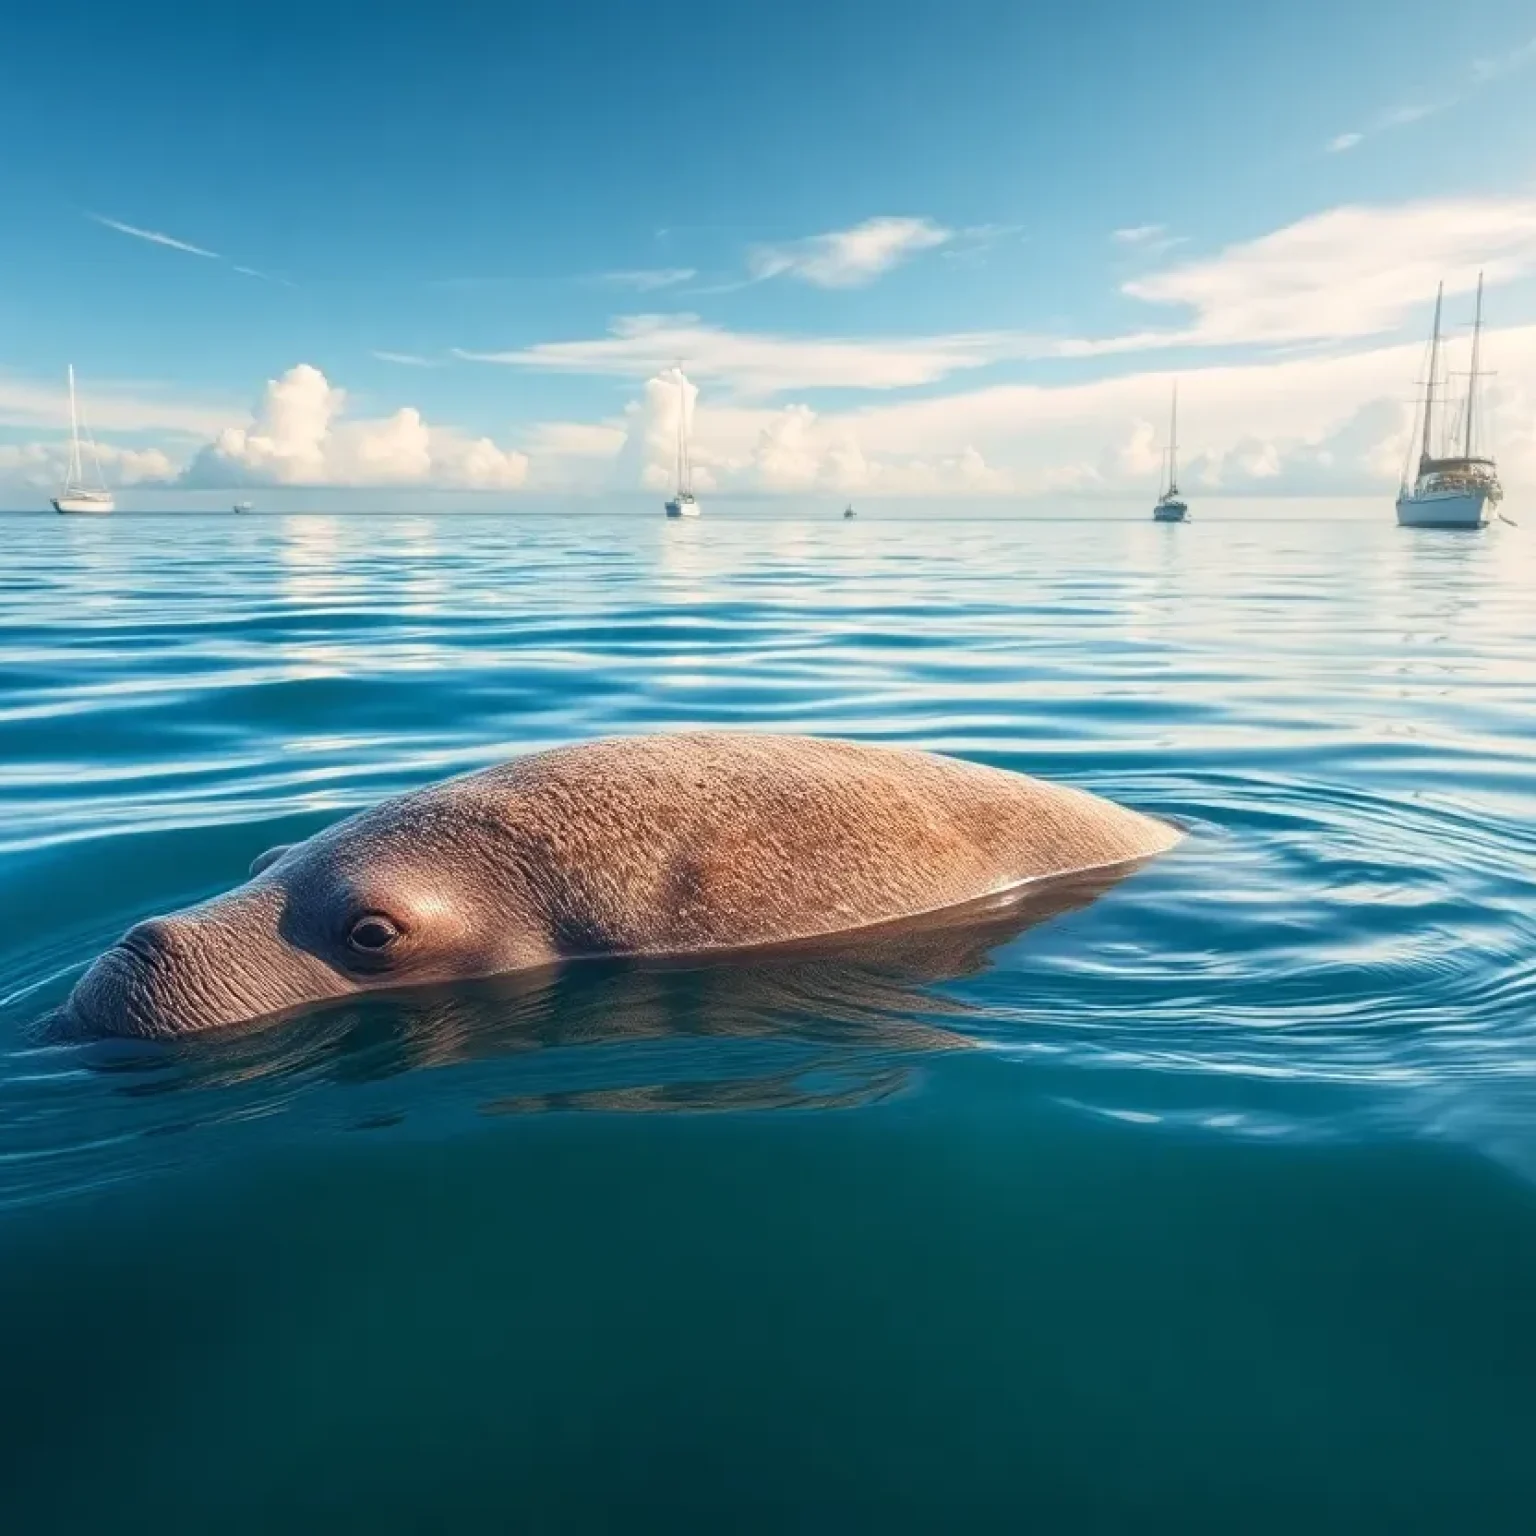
[
  {"x1": 811, "y1": 323, "x2": 1536, "y2": 497},
  {"x1": 179, "y1": 364, "x2": 529, "y2": 490},
  {"x1": 596, "y1": 370, "x2": 1012, "y2": 497},
  {"x1": 616, "y1": 368, "x2": 716, "y2": 493},
  {"x1": 747, "y1": 217, "x2": 952, "y2": 288}
]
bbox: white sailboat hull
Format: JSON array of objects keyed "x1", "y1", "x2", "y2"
[
  {"x1": 1395, "y1": 487, "x2": 1489, "y2": 528},
  {"x1": 52, "y1": 494, "x2": 115, "y2": 515},
  {"x1": 664, "y1": 495, "x2": 700, "y2": 518}
]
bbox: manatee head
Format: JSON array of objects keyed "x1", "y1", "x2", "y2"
[{"x1": 56, "y1": 796, "x2": 552, "y2": 1040}]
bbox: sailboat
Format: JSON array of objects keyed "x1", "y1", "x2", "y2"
[
  {"x1": 1396, "y1": 275, "x2": 1501, "y2": 528},
  {"x1": 663, "y1": 371, "x2": 700, "y2": 518},
  {"x1": 1152, "y1": 382, "x2": 1188, "y2": 522},
  {"x1": 52, "y1": 365, "x2": 115, "y2": 515}
]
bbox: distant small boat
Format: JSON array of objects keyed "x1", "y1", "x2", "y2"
[
  {"x1": 843, "y1": 504, "x2": 856, "y2": 518},
  {"x1": 1396, "y1": 275, "x2": 1501, "y2": 529},
  {"x1": 663, "y1": 371, "x2": 701, "y2": 518},
  {"x1": 1152, "y1": 382, "x2": 1187, "y2": 523},
  {"x1": 233, "y1": 501, "x2": 253, "y2": 514},
  {"x1": 52, "y1": 365, "x2": 115, "y2": 515}
]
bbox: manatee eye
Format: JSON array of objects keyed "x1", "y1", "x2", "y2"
[{"x1": 346, "y1": 913, "x2": 401, "y2": 955}]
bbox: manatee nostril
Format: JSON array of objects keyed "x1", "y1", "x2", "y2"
[{"x1": 120, "y1": 918, "x2": 178, "y2": 966}]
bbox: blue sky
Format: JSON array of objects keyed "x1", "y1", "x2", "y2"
[{"x1": 3, "y1": 0, "x2": 1536, "y2": 504}]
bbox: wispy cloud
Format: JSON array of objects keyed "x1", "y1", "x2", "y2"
[
  {"x1": 454, "y1": 313, "x2": 1022, "y2": 396},
  {"x1": 1328, "y1": 100, "x2": 1449, "y2": 152},
  {"x1": 370, "y1": 350, "x2": 441, "y2": 367},
  {"x1": 454, "y1": 194, "x2": 1536, "y2": 401},
  {"x1": 747, "y1": 216, "x2": 952, "y2": 288},
  {"x1": 598, "y1": 268, "x2": 697, "y2": 291},
  {"x1": 1327, "y1": 35, "x2": 1536, "y2": 152},
  {"x1": 1111, "y1": 223, "x2": 1185, "y2": 255},
  {"x1": 0, "y1": 368, "x2": 240, "y2": 436},
  {"x1": 88, "y1": 213, "x2": 220, "y2": 259},
  {"x1": 939, "y1": 223, "x2": 1028, "y2": 267},
  {"x1": 232, "y1": 264, "x2": 296, "y2": 287},
  {"x1": 1471, "y1": 34, "x2": 1536, "y2": 81},
  {"x1": 1121, "y1": 196, "x2": 1536, "y2": 346},
  {"x1": 88, "y1": 212, "x2": 295, "y2": 286}
]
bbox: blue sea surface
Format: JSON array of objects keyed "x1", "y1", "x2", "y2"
[{"x1": 2, "y1": 509, "x2": 1535, "y2": 1532}]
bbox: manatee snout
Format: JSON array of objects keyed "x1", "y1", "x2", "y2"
[{"x1": 60, "y1": 894, "x2": 339, "y2": 1040}]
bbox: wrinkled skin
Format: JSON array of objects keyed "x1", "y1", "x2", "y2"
[{"x1": 54, "y1": 732, "x2": 1180, "y2": 1040}]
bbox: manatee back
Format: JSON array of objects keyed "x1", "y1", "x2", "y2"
[{"x1": 452, "y1": 732, "x2": 1176, "y2": 958}]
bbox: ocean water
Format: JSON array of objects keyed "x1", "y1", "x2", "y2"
[{"x1": 2, "y1": 509, "x2": 1535, "y2": 1533}]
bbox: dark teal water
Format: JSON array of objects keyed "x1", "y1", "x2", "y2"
[{"x1": 3, "y1": 511, "x2": 1536, "y2": 1533}]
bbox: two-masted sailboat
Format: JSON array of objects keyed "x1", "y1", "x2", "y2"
[
  {"x1": 52, "y1": 365, "x2": 115, "y2": 515},
  {"x1": 663, "y1": 371, "x2": 700, "y2": 518},
  {"x1": 1152, "y1": 382, "x2": 1188, "y2": 522},
  {"x1": 1397, "y1": 275, "x2": 1501, "y2": 528}
]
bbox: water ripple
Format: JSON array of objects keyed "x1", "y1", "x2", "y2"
[{"x1": 2, "y1": 510, "x2": 1534, "y2": 1209}]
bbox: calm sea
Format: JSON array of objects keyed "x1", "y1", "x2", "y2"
[{"x1": 2, "y1": 509, "x2": 1535, "y2": 1533}]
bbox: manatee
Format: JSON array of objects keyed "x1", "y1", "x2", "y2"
[{"x1": 54, "y1": 732, "x2": 1179, "y2": 1039}]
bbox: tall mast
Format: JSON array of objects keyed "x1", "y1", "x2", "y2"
[
  {"x1": 1421, "y1": 283, "x2": 1443, "y2": 469},
  {"x1": 678, "y1": 371, "x2": 691, "y2": 491},
  {"x1": 1463, "y1": 271, "x2": 1484, "y2": 461},
  {"x1": 1168, "y1": 381, "x2": 1179, "y2": 494},
  {"x1": 66, "y1": 364, "x2": 83, "y2": 486}
]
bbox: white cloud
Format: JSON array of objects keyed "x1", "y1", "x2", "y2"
[
  {"x1": 371, "y1": 350, "x2": 440, "y2": 367},
  {"x1": 747, "y1": 216, "x2": 952, "y2": 288},
  {"x1": 599, "y1": 268, "x2": 697, "y2": 291},
  {"x1": 620, "y1": 368, "x2": 717, "y2": 493},
  {"x1": 88, "y1": 213, "x2": 220, "y2": 259},
  {"x1": 1323, "y1": 103, "x2": 1444, "y2": 153},
  {"x1": 1123, "y1": 197, "x2": 1536, "y2": 346},
  {"x1": 590, "y1": 371, "x2": 1020, "y2": 497},
  {"x1": 471, "y1": 196, "x2": 1536, "y2": 399},
  {"x1": 456, "y1": 314, "x2": 1024, "y2": 397},
  {"x1": 803, "y1": 323, "x2": 1536, "y2": 496},
  {"x1": 231, "y1": 265, "x2": 295, "y2": 286},
  {"x1": 0, "y1": 369, "x2": 240, "y2": 436},
  {"x1": 1330, "y1": 36, "x2": 1536, "y2": 153},
  {"x1": 1378, "y1": 103, "x2": 1439, "y2": 128},
  {"x1": 1471, "y1": 34, "x2": 1536, "y2": 81},
  {"x1": 1110, "y1": 223, "x2": 1184, "y2": 256},
  {"x1": 179, "y1": 364, "x2": 529, "y2": 490},
  {"x1": 0, "y1": 440, "x2": 178, "y2": 491}
]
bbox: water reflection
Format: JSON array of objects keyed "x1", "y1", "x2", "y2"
[{"x1": 90, "y1": 867, "x2": 1133, "y2": 1123}]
